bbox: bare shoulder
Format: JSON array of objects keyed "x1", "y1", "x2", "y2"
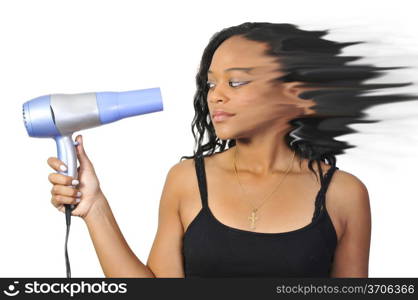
[
  {"x1": 327, "y1": 168, "x2": 372, "y2": 277},
  {"x1": 168, "y1": 157, "x2": 195, "y2": 179},
  {"x1": 164, "y1": 157, "x2": 198, "y2": 203},
  {"x1": 170, "y1": 157, "x2": 198, "y2": 181},
  {"x1": 328, "y1": 168, "x2": 371, "y2": 229},
  {"x1": 331, "y1": 168, "x2": 369, "y2": 201}
]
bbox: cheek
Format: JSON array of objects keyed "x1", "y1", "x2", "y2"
[
  {"x1": 234, "y1": 87, "x2": 270, "y2": 108},
  {"x1": 235, "y1": 89, "x2": 279, "y2": 116},
  {"x1": 234, "y1": 91, "x2": 300, "y2": 124}
]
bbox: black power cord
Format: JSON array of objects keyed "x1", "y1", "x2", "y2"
[{"x1": 64, "y1": 204, "x2": 75, "y2": 278}]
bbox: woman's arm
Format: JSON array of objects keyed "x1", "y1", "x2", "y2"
[
  {"x1": 84, "y1": 161, "x2": 187, "y2": 278},
  {"x1": 330, "y1": 172, "x2": 372, "y2": 277},
  {"x1": 83, "y1": 193, "x2": 156, "y2": 277},
  {"x1": 146, "y1": 162, "x2": 187, "y2": 277}
]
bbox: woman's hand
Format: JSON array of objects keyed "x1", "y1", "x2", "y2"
[{"x1": 48, "y1": 135, "x2": 105, "y2": 220}]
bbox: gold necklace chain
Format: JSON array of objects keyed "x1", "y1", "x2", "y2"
[{"x1": 233, "y1": 147, "x2": 296, "y2": 230}]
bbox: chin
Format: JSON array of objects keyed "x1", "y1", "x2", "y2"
[{"x1": 214, "y1": 130, "x2": 237, "y2": 141}]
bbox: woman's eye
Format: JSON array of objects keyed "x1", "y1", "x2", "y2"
[
  {"x1": 229, "y1": 81, "x2": 249, "y2": 87},
  {"x1": 206, "y1": 81, "x2": 249, "y2": 89}
]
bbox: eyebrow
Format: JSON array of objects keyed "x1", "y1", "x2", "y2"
[{"x1": 207, "y1": 67, "x2": 255, "y2": 74}]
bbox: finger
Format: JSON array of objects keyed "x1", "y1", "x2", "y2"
[
  {"x1": 51, "y1": 194, "x2": 80, "y2": 206},
  {"x1": 57, "y1": 205, "x2": 65, "y2": 213},
  {"x1": 47, "y1": 157, "x2": 68, "y2": 173},
  {"x1": 75, "y1": 135, "x2": 93, "y2": 168},
  {"x1": 51, "y1": 185, "x2": 81, "y2": 198},
  {"x1": 56, "y1": 205, "x2": 70, "y2": 214},
  {"x1": 48, "y1": 173, "x2": 79, "y2": 186}
]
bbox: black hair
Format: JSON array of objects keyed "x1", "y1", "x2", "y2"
[{"x1": 180, "y1": 22, "x2": 416, "y2": 184}]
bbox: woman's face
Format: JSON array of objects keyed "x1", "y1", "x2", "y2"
[{"x1": 206, "y1": 35, "x2": 311, "y2": 140}]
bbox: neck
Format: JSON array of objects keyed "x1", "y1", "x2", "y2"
[{"x1": 232, "y1": 127, "x2": 302, "y2": 176}]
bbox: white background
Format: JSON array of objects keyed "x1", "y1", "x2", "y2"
[{"x1": 0, "y1": 0, "x2": 417, "y2": 277}]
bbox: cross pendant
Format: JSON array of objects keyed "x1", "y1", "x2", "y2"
[{"x1": 248, "y1": 209, "x2": 259, "y2": 230}]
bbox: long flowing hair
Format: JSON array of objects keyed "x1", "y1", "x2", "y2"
[{"x1": 180, "y1": 22, "x2": 416, "y2": 183}]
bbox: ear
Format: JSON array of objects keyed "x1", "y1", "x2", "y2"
[
  {"x1": 282, "y1": 81, "x2": 310, "y2": 98},
  {"x1": 282, "y1": 81, "x2": 317, "y2": 116}
]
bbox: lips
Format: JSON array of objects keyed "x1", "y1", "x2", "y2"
[
  {"x1": 212, "y1": 110, "x2": 235, "y2": 122},
  {"x1": 212, "y1": 110, "x2": 235, "y2": 117}
]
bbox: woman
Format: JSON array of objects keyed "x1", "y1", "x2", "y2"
[{"x1": 47, "y1": 22, "x2": 378, "y2": 278}]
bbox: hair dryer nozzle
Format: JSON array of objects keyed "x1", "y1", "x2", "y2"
[{"x1": 96, "y1": 87, "x2": 164, "y2": 124}]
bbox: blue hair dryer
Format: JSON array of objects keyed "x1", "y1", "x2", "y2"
[{"x1": 22, "y1": 87, "x2": 163, "y2": 277}]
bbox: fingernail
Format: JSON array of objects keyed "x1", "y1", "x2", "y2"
[
  {"x1": 76, "y1": 198, "x2": 81, "y2": 203},
  {"x1": 72, "y1": 179, "x2": 79, "y2": 186},
  {"x1": 76, "y1": 191, "x2": 82, "y2": 197},
  {"x1": 60, "y1": 165, "x2": 67, "y2": 171}
]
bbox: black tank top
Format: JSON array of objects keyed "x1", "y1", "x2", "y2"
[{"x1": 182, "y1": 154, "x2": 339, "y2": 278}]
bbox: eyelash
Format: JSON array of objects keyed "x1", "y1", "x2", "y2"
[{"x1": 206, "y1": 81, "x2": 250, "y2": 89}]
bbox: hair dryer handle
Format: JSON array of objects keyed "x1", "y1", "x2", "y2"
[{"x1": 54, "y1": 134, "x2": 78, "y2": 211}]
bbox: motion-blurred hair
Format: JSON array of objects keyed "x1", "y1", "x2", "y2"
[{"x1": 180, "y1": 22, "x2": 416, "y2": 182}]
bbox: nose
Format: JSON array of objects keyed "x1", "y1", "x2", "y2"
[{"x1": 208, "y1": 83, "x2": 229, "y2": 104}]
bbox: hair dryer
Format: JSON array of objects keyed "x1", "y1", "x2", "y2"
[{"x1": 22, "y1": 87, "x2": 163, "y2": 277}]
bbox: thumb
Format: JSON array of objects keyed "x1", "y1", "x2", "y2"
[{"x1": 75, "y1": 135, "x2": 93, "y2": 167}]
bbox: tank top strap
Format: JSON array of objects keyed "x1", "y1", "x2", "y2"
[
  {"x1": 312, "y1": 165, "x2": 339, "y2": 221},
  {"x1": 194, "y1": 154, "x2": 209, "y2": 209}
]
